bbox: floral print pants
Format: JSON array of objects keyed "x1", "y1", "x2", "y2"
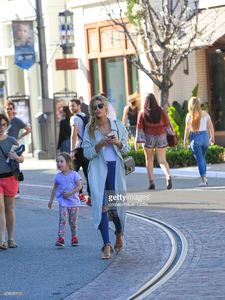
[{"x1": 58, "y1": 206, "x2": 79, "y2": 237}]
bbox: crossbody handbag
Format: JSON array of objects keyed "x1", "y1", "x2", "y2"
[
  {"x1": 114, "y1": 121, "x2": 135, "y2": 175},
  {"x1": 0, "y1": 143, "x2": 24, "y2": 181}
]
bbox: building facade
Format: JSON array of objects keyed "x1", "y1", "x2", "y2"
[
  {"x1": 1, "y1": 0, "x2": 225, "y2": 154},
  {"x1": 68, "y1": 0, "x2": 225, "y2": 145},
  {"x1": 0, "y1": 0, "x2": 77, "y2": 157}
]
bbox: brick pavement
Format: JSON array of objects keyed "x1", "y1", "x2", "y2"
[{"x1": 17, "y1": 156, "x2": 225, "y2": 299}]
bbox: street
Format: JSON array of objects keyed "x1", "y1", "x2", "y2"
[{"x1": 1, "y1": 159, "x2": 225, "y2": 299}]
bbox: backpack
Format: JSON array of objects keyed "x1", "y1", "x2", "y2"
[
  {"x1": 76, "y1": 113, "x2": 89, "y2": 141},
  {"x1": 76, "y1": 113, "x2": 89, "y2": 127}
]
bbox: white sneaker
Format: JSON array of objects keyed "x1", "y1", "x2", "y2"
[
  {"x1": 15, "y1": 193, "x2": 20, "y2": 199},
  {"x1": 198, "y1": 182, "x2": 208, "y2": 187}
]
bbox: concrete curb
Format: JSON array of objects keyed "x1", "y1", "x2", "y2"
[
  {"x1": 22, "y1": 154, "x2": 225, "y2": 179},
  {"x1": 135, "y1": 166, "x2": 225, "y2": 178}
]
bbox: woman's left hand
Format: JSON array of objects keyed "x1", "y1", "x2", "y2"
[
  {"x1": 107, "y1": 137, "x2": 122, "y2": 148},
  {"x1": 63, "y1": 192, "x2": 71, "y2": 199}
]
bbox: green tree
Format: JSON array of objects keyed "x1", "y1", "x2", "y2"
[{"x1": 106, "y1": 1, "x2": 212, "y2": 108}]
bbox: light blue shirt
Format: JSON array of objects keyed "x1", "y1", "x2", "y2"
[{"x1": 83, "y1": 119, "x2": 130, "y2": 231}]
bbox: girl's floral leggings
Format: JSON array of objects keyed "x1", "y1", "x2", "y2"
[{"x1": 58, "y1": 206, "x2": 79, "y2": 237}]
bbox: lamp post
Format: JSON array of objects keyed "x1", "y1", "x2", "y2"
[
  {"x1": 34, "y1": 0, "x2": 55, "y2": 159},
  {"x1": 58, "y1": 10, "x2": 75, "y2": 55}
]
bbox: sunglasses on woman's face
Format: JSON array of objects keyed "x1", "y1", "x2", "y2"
[{"x1": 93, "y1": 103, "x2": 104, "y2": 111}]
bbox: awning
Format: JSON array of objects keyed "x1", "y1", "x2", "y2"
[{"x1": 196, "y1": 6, "x2": 225, "y2": 47}]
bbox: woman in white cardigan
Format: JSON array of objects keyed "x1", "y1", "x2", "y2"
[{"x1": 83, "y1": 95, "x2": 130, "y2": 259}]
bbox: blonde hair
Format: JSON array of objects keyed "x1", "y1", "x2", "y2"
[
  {"x1": 57, "y1": 152, "x2": 73, "y2": 170},
  {"x1": 188, "y1": 97, "x2": 202, "y2": 131},
  {"x1": 88, "y1": 95, "x2": 109, "y2": 138}
]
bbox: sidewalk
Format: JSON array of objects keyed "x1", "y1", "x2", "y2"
[{"x1": 22, "y1": 154, "x2": 225, "y2": 178}]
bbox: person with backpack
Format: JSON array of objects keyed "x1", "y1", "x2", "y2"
[{"x1": 69, "y1": 99, "x2": 91, "y2": 206}]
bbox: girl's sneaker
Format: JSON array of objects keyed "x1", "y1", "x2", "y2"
[
  {"x1": 86, "y1": 196, "x2": 92, "y2": 207},
  {"x1": 71, "y1": 236, "x2": 79, "y2": 246},
  {"x1": 55, "y1": 237, "x2": 65, "y2": 247},
  {"x1": 79, "y1": 194, "x2": 86, "y2": 202}
]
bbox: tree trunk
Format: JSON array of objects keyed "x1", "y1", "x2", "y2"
[{"x1": 161, "y1": 85, "x2": 169, "y2": 110}]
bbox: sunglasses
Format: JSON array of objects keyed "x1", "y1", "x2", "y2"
[
  {"x1": 6, "y1": 108, "x2": 13, "y2": 111},
  {"x1": 93, "y1": 103, "x2": 104, "y2": 111},
  {"x1": 0, "y1": 123, "x2": 7, "y2": 128}
]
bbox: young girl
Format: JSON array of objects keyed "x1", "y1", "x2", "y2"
[{"x1": 48, "y1": 152, "x2": 82, "y2": 247}]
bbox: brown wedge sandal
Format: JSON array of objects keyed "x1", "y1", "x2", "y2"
[
  {"x1": 114, "y1": 233, "x2": 123, "y2": 253},
  {"x1": 101, "y1": 243, "x2": 113, "y2": 260}
]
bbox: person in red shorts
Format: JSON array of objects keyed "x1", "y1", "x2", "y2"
[{"x1": 0, "y1": 114, "x2": 24, "y2": 250}]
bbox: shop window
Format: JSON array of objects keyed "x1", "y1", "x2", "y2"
[
  {"x1": 90, "y1": 59, "x2": 100, "y2": 96},
  {"x1": 100, "y1": 26, "x2": 125, "y2": 51},
  {"x1": 127, "y1": 56, "x2": 139, "y2": 94},
  {"x1": 209, "y1": 51, "x2": 225, "y2": 131},
  {"x1": 87, "y1": 29, "x2": 98, "y2": 54},
  {"x1": 102, "y1": 56, "x2": 126, "y2": 120}
]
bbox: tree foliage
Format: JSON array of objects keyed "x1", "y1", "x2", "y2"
[{"x1": 105, "y1": 0, "x2": 206, "y2": 108}]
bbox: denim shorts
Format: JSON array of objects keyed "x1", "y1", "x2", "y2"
[{"x1": 144, "y1": 132, "x2": 168, "y2": 149}]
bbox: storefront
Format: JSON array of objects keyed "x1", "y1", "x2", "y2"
[{"x1": 86, "y1": 22, "x2": 139, "y2": 119}]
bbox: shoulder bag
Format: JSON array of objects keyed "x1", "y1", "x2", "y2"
[{"x1": 162, "y1": 111, "x2": 179, "y2": 147}]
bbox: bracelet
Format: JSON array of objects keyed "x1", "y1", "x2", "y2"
[{"x1": 70, "y1": 149, "x2": 76, "y2": 153}]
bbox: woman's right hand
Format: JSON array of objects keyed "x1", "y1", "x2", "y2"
[
  {"x1": 95, "y1": 137, "x2": 108, "y2": 153},
  {"x1": 209, "y1": 137, "x2": 215, "y2": 145},
  {"x1": 99, "y1": 137, "x2": 108, "y2": 147}
]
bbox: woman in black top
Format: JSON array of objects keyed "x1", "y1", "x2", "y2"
[
  {"x1": 57, "y1": 106, "x2": 71, "y2": 153},
  {"x1": 122, "y1": 92, "x2": 141, "y2": 138}
]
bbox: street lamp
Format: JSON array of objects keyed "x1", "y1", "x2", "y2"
[{"x1": 58, "y1": 10, "x2": 74, "y2": 55}]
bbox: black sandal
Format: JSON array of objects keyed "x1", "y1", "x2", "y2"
[{"x1": 167, "y1": 176, "x2": 172, "y2": 190}]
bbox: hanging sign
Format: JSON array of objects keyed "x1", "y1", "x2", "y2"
[
  {"x1": 55, "y1": 58, "x2": 78, "y2": 70},
  {"x1": 12, "y1": 21, "x2": 35, "y2": 70}
]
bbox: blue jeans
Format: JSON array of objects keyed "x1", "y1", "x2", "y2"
[
  {"x1": 190, "y1": 131, "x2": 209, "y2": 177},
  {"x1": 98, "y1": 161, "x2": 122, "y2": 245}
]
